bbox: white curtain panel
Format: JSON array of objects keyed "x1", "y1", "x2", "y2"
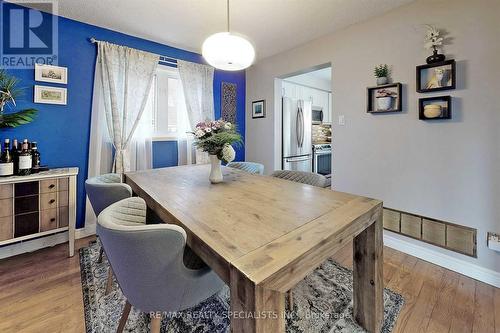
[
  {"x1": 85, "y1": 42, "x2": 158, "y2": 226},
  {"x1": 96, "y1": 41, "x2": 159, "y2": 173},
  {"x1": 85, "y1": 65, "x2": 115, "y2": 226},
  {"x1": 177, "y1": 60, "x2": 215, "y2": 165}
]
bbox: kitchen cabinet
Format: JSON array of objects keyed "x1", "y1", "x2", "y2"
[
  {"x1": 282, "y1": 81, "x2": 298, "y2": 99},
  {"x1": 282, "y1": 81, "x2": 332, "y2": 124},
  {"x1": 325, "y1": 92, "x2": 332, "y2": 124}
]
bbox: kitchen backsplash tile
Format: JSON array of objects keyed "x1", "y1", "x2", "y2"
[{"x1": 312, "y1": 124, "x2": 332, "y2": 143}]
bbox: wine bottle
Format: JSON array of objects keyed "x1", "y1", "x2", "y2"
[
  {"x1": 18, "y1": 140, "x2": 32, "y2": 176},
  {"x1": 0, "y1": 139, "x2": 14, "y2": 177},
  {"x1": 31, "y1": 141, "x2": 41, "y2": 173},
  {"x1": 11, "y1": 139, "x2": 20, "y2": 174}
]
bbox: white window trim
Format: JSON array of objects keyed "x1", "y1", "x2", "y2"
[{"x1": 151, "y1": 136, "x2": 178, "y2": 142}]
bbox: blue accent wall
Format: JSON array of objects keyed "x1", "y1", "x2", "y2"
[
  {"x1": 152, "y1": 141, "x2": 178, "y2": 168},
  {"x1": 0, "y1": 1, "x2": 245, "y2": 228}
]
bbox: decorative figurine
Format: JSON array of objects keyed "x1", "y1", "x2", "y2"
[{"x1": 424, "y1": 25, "x2": 446, "y2": 64}]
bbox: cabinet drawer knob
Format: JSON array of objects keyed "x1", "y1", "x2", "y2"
[
  {"x1": 50, "y1": 218, "x2": 56, "y2": 222},
  {"x1": 48, "y1": 184, "x2": 55, "y2": 189},
  {"x1": 49, "y1": 199, "x2": 55, "y2": 204}
]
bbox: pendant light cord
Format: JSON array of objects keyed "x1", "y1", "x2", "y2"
[{"x1": 227, "y1": 0, "x2": 230, "y2": 32}]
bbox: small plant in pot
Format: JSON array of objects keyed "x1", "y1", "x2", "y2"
[
  {"x1": 376, "y1": 89, "x2": 397, "y2": 111},
  {"x1": 374, "y1": 64, "x2": 390, "y2": 85}
]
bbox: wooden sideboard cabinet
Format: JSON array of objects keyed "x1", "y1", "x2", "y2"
[{"x1": 0, "y1": 167, "x2": 78, "y2": 257}]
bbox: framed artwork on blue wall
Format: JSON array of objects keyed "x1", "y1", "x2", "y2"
[
  {"x1": 34, "y1": 85, "x2": 67, "y2": 105},
  {"x1": 35, "y1": 64, "x2": 68, "y2": 84},
  {"x1": 221, "y1": 82, "x2": 237, "y2": 124}
]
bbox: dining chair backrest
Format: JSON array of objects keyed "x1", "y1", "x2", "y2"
[
  {"x1": 271, "y1": 170, "x2": 328, "y2": 188},
  {"x1": 85, "y1": 173, "x2": 132, "y2": 216},
  {"x1": 226, "y1": 161, "x2": 265, "y2": 175}
]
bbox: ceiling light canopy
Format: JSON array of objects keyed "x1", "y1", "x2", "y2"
[{"x1": 202, "y1": 0, "x2": 255, "y2": 71}]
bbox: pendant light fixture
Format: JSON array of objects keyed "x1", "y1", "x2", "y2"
[{"x1": 202, "y1": 0, "x2": 255, "y2": 71}]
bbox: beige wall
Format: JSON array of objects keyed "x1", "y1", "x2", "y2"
[{"x1": 246, "y1": 0, "x2": 500, "y2": 272}]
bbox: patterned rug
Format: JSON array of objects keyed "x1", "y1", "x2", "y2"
[{"x1": 80, "y1": 242, "x2": 404, "y2": 333}]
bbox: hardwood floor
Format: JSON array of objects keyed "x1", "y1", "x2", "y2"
[
  {"x1": 332, "y1": 244, "x2": 500, "y2": 333},
  {"x1": 0, "y1": 236, "x2": 498, "y2": 333}
]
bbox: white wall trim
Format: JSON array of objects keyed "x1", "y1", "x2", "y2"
[
  {"x1": 384, "y1": 232, "x2": 500, "y2": 288},
  {"x1": 75, "y1": 222, "x2": 96, "y2": 239}
]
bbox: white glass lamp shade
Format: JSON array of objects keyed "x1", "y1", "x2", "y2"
[{"x1": 202, "y1": 32, "x2": 255, "y2": 71}]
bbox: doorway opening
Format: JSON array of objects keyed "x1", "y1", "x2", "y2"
[{"x1": 275, "y1": 64, "x2": 332, "y2": 186}]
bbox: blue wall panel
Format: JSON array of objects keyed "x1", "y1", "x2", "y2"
[
  {"x1": 0, "y1": 1, "x2": 245, "y2": 228},
  {"x1": 152, "y1": 141, "x2": 178, "y2": 168}
]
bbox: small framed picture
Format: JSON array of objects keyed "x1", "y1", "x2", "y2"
[
  {"x1": 416, "y1": 60, "x2": 455, "y2": 93},
  {"x1": 35, "y1": 64, "x2": 68, "y2": 84},
  {"x1": 252, "y1": 100, "x2": 266, "y2": 119},
  {"x1": 34, "y1": 85, "x2": 67, "y2": 105}
]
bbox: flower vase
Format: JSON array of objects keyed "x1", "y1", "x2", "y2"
[
  {"x1": 426, "y1": 48, "x2": 446, "y2": 64},
  {"x1": 209, "y1": 154, "x2": 223, "y2": 184}
]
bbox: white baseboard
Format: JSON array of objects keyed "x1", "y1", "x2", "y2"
[
  {"x1": 0, "y1": 224, "x2": 97, "y2": 260},
  {"x1": 75, "y1": 223, "x2": 96, "y2": 239},
  {"x1": 384, "y1": 232, "x2": 500, "y2": 288}
]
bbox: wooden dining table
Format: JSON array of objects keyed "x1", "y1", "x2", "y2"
[{"x1": 125, "y1": 164, "x2": 383, "y2": 333}]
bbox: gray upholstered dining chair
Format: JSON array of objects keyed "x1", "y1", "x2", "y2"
[
  {"x1": 226, "y1": 161, "x2": 265, "y2": 175},
  {"x1": 85, "y1": 174, "x2": 133, "y2": 219},
  {"x1": 271, "y1": 170, "x2": 328, "y2": 188},
  {"x1": 97, "y1": 197, "x2": 225, "y2": 333},
  {"x1": 85, "y1": 173, "x2": 132, "y2": 294}
]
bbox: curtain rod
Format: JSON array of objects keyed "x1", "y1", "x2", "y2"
[{"x1": 88, "y1": 37, "x2": 178, "y2": 67}]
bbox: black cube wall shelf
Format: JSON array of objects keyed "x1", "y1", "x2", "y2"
[
  {"x1": 367, "y1": 83, "x2": 402, "y2": 113},
  {"x1": 419, "y1": 95, "x2": 452, "y2": 120},
  {"x1": 416, "y1": 60, "x2": 456, "y2": 93}
]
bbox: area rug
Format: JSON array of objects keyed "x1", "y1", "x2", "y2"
[{"x1": 80, "y1": 242, "x2": 404, "y2": 333}]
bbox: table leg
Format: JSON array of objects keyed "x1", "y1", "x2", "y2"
[
  {"x1": 230, "y1": 266, "x2": 285, "y2": 333},
  {"x1": 353, "y1": 206, "x2": 384, "y2": 333}
]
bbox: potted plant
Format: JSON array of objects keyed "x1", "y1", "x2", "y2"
[
  {"x1": 374, "y1": 64, "x2": 390, "y2": 85},
  {"x1": 0, "y1": 70, "x2": 37, "y2": 128},
  {"x1": 376, "y1": 89, "x2": 397, "y2": 111},
  {"x1": 191, "y1": 119, "x2": 242, "y2": 183}
]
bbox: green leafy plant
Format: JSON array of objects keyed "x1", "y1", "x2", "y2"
[
  {"x1": 374, "y1": 64, "x2": 390, "y2": 78},
  {"x1": 191, "y1": 120, "x2": 242, "y2": 162},
  {"x1": 0, "y1": 70, "x2": 37, "y2": 128}
]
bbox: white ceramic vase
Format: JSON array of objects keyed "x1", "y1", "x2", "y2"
[
  {"x1": 376, "y1": 96, "x2": 393, "y2": 111},
  {"x1": 209, "y1": 154, "x2": 223, "y2": 184}
]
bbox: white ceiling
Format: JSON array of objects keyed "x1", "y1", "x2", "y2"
[
  {"x1": 23, "y1": 0, "x2": 415, "y2": 59},
  {"x1": 309, "y1": 68, "x2": 332, "y2": 81},
  {"x1": 286, "y1": 67, "x2": 332, "y2": 90}
]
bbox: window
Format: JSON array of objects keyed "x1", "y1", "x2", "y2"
[{"x1": 143, "y1": 66, "x2": 188, "y2": 139}]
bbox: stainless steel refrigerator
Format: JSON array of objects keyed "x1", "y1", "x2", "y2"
[{"x1": 282, "y1": 97, "x2": 312, "y2": 172}]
